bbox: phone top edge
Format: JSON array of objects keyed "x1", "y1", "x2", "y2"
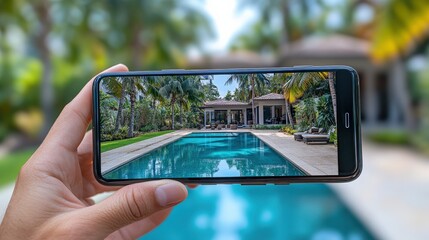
[{"x1": 94, "y1": 65, "x2": 357, "y2": 78}]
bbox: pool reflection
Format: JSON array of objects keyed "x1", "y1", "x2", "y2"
[{"x1": 142, "y1": 184, "x2": 375, "y2": 240}]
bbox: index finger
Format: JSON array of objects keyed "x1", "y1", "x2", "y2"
[{"x1": 44, "y1": 64, "x2": 129, "y2": 152}]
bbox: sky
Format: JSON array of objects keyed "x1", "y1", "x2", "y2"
[
  {"x1": 212, "y1": 74, "x2": 237, "y2": 98},
  {"x1": 200, "y1": 1, "x2": 257, "y2": 54}
]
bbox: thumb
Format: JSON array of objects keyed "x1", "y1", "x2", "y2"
[{"x1": 80, "y1": 180, "x2": 187, "y2": 237}]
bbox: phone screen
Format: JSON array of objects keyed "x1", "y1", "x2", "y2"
[{"x1": 97, "y1": 70, "x2": 346, "y2": 181}]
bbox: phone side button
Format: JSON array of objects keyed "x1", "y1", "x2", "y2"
[{"x1": 345, "y1": 112, "x2": 350, "y2": 128}]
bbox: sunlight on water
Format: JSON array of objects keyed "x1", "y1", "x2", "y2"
[{"x1": 143, "y1": 184, "x2": 374, "y2": 240}]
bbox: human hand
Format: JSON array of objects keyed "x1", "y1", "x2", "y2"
[{"x1": 0, "y1": 64, "x2": 188, "y2": 239}]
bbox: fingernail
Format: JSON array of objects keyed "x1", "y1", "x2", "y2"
[{"x1": 155, "y1": 183, "x2": 187, "y2": 207}]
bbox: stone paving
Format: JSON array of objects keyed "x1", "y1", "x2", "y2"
[
  {"x1": 251, "y1": 130, "x2": 337, "y2": 175},
  {"x1": 101, "y1": 131, "x2": 192, "y2": 174},
  {"x1": 330, "y1": 142, "x2": 429, "y2": 240}
]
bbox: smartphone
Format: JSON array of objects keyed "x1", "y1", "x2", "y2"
[{"x1": 92, "y1": 66, "x2": 362, "y2": 185}]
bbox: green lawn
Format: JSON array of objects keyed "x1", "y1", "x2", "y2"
[
  {"x1": 100, "y1": 130, "x2": 174, "y2": 152},
  {"x1": 0, "y1": 148, "x2": 36, "y2": 187}
]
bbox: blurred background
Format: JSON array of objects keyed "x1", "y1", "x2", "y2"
[{"x1": 1, "y1": 0, "x2": 429, "y2": 239}]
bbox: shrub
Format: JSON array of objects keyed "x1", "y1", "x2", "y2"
[
  {"x1": 100, "y1": 134, "x2": 113, "y2": 141},
  {"x1": 294, "y1": 98, "x2": 317, "y2": 131},
  {"x1": 316, "y1": 95, "x2": 335, "y2": 131},
  {"x1": 112, "y1": 126, "x2": 128, "y2": 140},
  {"x1": 281, "y1": 125, "x2": 297, "y2": 135},
  {"x1": 174, "y1": 123, "x2": 183, "y2": 130},
  {"x1": 329, "y1": 127, "x2": 337, "y2": 145},
  {"x1": 140, "y1": 124, "x2": 157, "y2": 133},
  {"x1": 255, "y1": 124, "x2": 285, "y2": 130},
  {"x1": 368, "y1": 131, "x2": 410, "y2": 145}
]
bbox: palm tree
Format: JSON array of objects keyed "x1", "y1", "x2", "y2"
[
  {"x1": 127, "y1": 77, "x2": 145, "y2": 138},
  {"x1": 159, "y1": 76, "x2": 184, "y2": 129},
  {"x1": 104, "y1": 1, "x2": 213, "y2": 69},
  {"x1": 233, "y1": 0, "x2": 329, "y2": 53},
  {"x1": 370, "y1": 0, "x2": 429, "y2": 129},
  {"x1": 371, "y1": 0, "x2": 429, "y2": 62},
  {"x1": 177, "y1": 76, "x2": 204, "y2": 125},
  {"x1": 201, "y1": 75, "x2": 220, "y2": 101},
  {"x1": 327, "y1": 72, "x2": 337, "y2": 124},
  {"x1": 102, "y1": 77, "x2": 126, "y2": 134},
  {"x1": 271, "y1": 73, "x2": 294, "y2": 127},
  {"x1": 282, "y1": 72, "x2": 337, "y2": 127},
  {"x1": 226, "y1": 74, "x2": 269, "y2": 126}
]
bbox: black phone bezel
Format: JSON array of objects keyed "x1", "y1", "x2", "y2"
[{"x1": 92, "y1": 65, "x2": 362, "y2": 185}]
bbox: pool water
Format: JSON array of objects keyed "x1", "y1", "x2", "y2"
[
  {"x1": 104, "y1": 132, "x2": 305, "y2": 179},
  {"x1": 142, "y1": 184, "x2": 375, "y2": 240}
]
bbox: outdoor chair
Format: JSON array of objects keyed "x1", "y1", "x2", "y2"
[
  {"x1": 293, "y1": 127, "x2": 319, "y2": 141},
  {"x1": 302, "y1": 133, "x2": 330, "y2": 144}
]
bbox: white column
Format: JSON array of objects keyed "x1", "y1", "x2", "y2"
[
  {"x1": 227, "y1": 109, "x2": 231, "y2": 124},
  {"x1": 387, "y1": 60, "x2": 413, "y2": 128},
  {"x1": 204, "y1": 110, "x2": 207, "y2": 126},
  {"x1": 364, "y1": 69, "x2": 378, "y2": 126},
  {"x1": 271, "y1": 106, "x2": 275, "y2": 123},
  {"x1": 243, "y1": 108, "x2": 247, "y2": 126},
  {"x1": 259, "y1": 104, "x2": 264, "y2": 125}
]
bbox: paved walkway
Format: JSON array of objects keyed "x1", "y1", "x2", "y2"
[
  {"x1": 252, "y1": 130, "x2": 337, "y2": 175},
  {"x1": 330, "y1": 142, "x2": 429, "y2": 240},
  {"x1": 0, "y1": 183, "x2": 14, "y2": 223},
  {"x1": 101, "y1": 131, "x2": 192, "y2": 173}
]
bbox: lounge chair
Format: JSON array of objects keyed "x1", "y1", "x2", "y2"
[
  {"x1": 302, "y1": 133, "x2": 329, "y2": 144},
  {"x1": 293, "y1": 127, "x2": 319, "y2": 141},
  {"x1": 230, "y1": 124, "x2": 237, "y2": 130}
]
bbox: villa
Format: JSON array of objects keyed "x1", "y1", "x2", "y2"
[{"x1": 201, "y1": 93, "x2": 288, "y2": 126}]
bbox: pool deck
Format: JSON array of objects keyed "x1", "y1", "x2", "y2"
[
  {"x1": 329, "y1": 141, "x2": 429, "y2": 240},
  {"x1": 101, "y1": 131, "x2": 193, "y2": 173},
  {"x1": 250, "y1": 130, "x2": 337, "y2": 175},
  {"x1": 101, "y1": 129, "x2": 337, "y2": 175}
]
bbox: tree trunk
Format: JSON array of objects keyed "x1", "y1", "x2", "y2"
[
  {"x1": 250, "y1": 75, "x2": 256, "y2": 127},
  {"x1": 179, "y1": 98, "x2": 185, "y2": 126},
  {"x1": 280, "y1": 1, "x2": 291, "y2": 44},
  {"x1": 34, "y1": 2, "x2": 53, "y2": 139},
  {"x1": 114, "y1": 80, "x2": 126, "y2": 134},
  {"x1": 328, "y1": 72, "x2": 337, "y2": 124},
  {"x1": 128, "y1": 79, "x2": 136, "y2": 138},
  {"x1": 285, "y1": 100, "x2": 294, "y2": 128},
  {"x1": 151, "y1": 99, "x2": 157, "y2": 128},
  {"x1": 171, "y1": 98, "x2": 175, "y2": 130}
]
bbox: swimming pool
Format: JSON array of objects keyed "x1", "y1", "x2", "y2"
[
  {"x1": 104, "y1": 132, "x2": 305, "y2": 179},
  {"x1": 142, "y1": 184, "x2": 375, "y2": 240}
]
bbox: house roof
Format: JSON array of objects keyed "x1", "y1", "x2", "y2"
[
  {"x1": 201, "y1": 99, "x2": 249, "y2": 108},
  {"x1": 280, "y1": 34, "x2": 370, "y2": 59},
  {"x1": 253, "y1": 93, "x2": 285, "y2": 100},
  {"x1": 202, "y1": 93, "x2": 285, "y2": 108},
  {"x1": 187, "y1": 51, "x2": 275, "y2": 69}
]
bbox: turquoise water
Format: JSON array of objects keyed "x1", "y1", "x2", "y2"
[
  {"x1": 104, "y1": 132, "x2": 305, "y2": 179},
  {"x1": 142, "y1": 184, "x2": 375, "y2": 240}
]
